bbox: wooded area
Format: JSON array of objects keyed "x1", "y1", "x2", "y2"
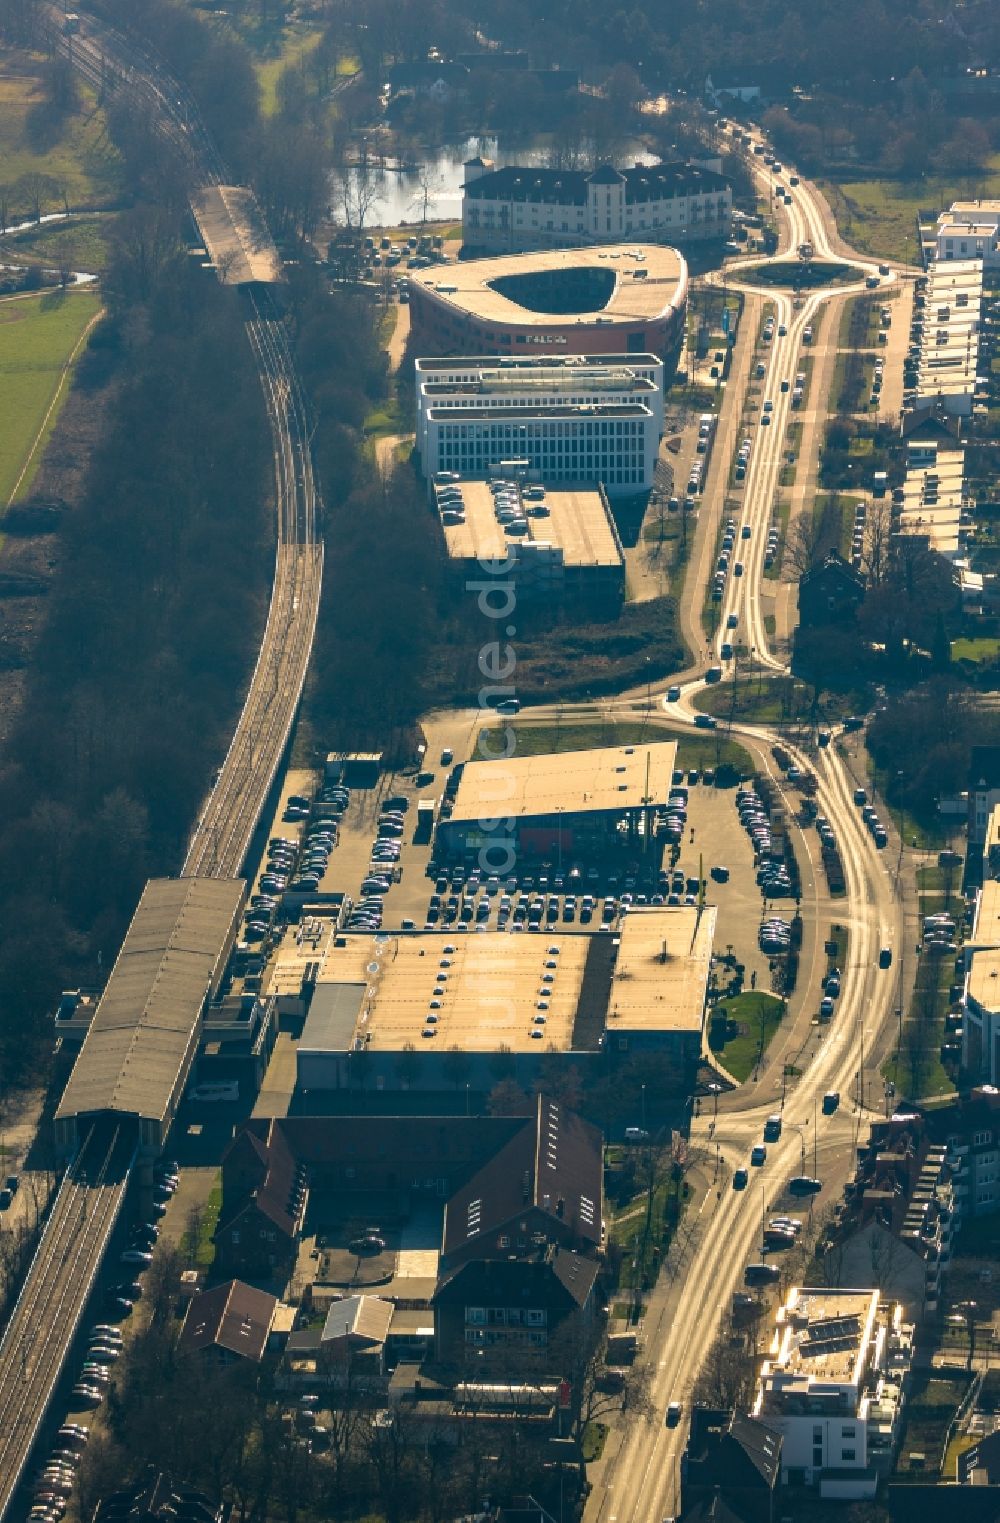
[{"x1": 0, "y1": 225, "x2": 270, "y2": 1077}]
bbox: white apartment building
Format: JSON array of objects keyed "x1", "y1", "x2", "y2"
[
  {"x1": 985, "y1": 802, "x2": 1000, "y2": 882},
  {"x1": 911, "y1": 258, "x2": 983, "y2": 417},
  {"x1": 964, "y1": 880, "x2": 1000, "y2": 1085},
  {"x1": 462, "y1": 159, "x2": 731, "y2": 253},
  {"x1": 752, "y1": 1288, "x2": 913, "y2": 1500},
  {"x1": 414, "y1": 354, "x2": 664, "y2": 492},
  {"x1": 894, "y1": 438, "x2": 969, "y2": 557},
  {"x1": 936, "y1": 200, "x2": 1000, "y2": 267}
]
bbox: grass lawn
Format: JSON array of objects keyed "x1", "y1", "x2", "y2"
[
  {"x1": 710, "y1": 992, "x2": 786, "y2": 1083},
  {"x1": 0, "y1": 288, "x2": 102, "y2": 506},
  {"x1": 821, "y1": 167, "x2": 1000, "y2": 263},
  {"x1": 881, "y1": 853, "x2": 966, "y2": 1102},
  {"x1": 943, "y1": 1433, "x2": 978, "y2": 1482},
  {"x1": 694, "y1": 675, "x2": 860, "y2": 726},
  {"x1": 827, "y1": 922, "x2": 850, "y2": 972},
  {"x1": 582, "y1": 1422, "x2": 608, "y2": 1463},
  {"x1": 193, "y1": 1178, "x2": 222, "y2": 1271},
  {"x1": 0, "y1": 73, "x2": 121, "y2": 216},
  {"x1": 870, "y1": 766, "x2": 949, "y2": 851},
  {"x1": 764, "y1": 505, "x2": 785, "y2": 587},
  {"x1": 611, "y1": 1171, "x2": 686, "y2": 1293},
  {"x1": 952, "y1": 636, "x2": 1000, "y2": 663},
  {"x1": 253, "y1": 25, "x2": 325, "y2": 115},
  {"x1": 483, "y1": 719, "x2": 753, "y2": 777},
  {"x1": 363, "y1": 394, "x2": 408, "y2": 440},
  {"x1": 4, "y1": 215, "x2": 114, "y2": 273},
  {"x1": 895, "y1": 1372, "x2": 971, "y2": 1477}
]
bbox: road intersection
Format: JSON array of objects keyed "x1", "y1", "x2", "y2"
[{"x1": 424, "y1": 138, "x2": 911, "y2": 1523}]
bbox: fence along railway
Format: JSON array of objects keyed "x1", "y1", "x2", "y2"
[{"x1": 0, "y1": 11, "x2": 326, "y2": 1514}]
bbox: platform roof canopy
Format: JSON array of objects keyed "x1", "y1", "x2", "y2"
[
  {"x1": 55, "y1": 877, "x2": 245, "y2": 1126},
  {"x1": 189, "y1": 185, "x2": 283, "y2": 285}
]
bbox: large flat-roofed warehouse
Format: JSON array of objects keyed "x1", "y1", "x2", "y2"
[
  {"x1": 189, "y1": 185, "x2": 282, "y2": 286},
  {"x1": 432, "y1": 479, "x2": 624, "y2": 611},
  {"x1": 55, "y1": 877, "x2": 245, "y2": 1156},
  {"x1": 291, "y1": 905, "x2": 715, "y2": 1093},
  {"x1": 436, "y1": 740, "x2": 677, "y2": 860},
  {"x1": 415, "y1": 353, "x2": 664, "y2": 492},
  {"x1": 408, "y1": 244, "x2": 687, "y2": 361}
]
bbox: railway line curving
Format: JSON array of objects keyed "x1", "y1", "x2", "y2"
[{"x1": 0, "y1": 12, "x2": 326, "y2": 1513}]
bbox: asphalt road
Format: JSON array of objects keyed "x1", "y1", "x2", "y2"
[
  {"x1": 589, "y1": 141, "x2": 906, "y2": 1523},
  {"x1": 420, "y1": 138, "x2": 909, "y2": 1523}
]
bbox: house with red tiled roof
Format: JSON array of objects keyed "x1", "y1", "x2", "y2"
[
  {"x1": 179, "y1": 1279, "x2": 278, "y2": 1364},
  {"x1": 433, "y1": 1097, "x2": 604, "y2": 1369}
]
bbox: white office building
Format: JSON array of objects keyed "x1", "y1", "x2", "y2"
[
  {"x1": 752, "y1": 1287, "x2": 913, "y2": 1500},
  {"x1": 414, "y1": 353, "x2": 664, "y2": 493},
  {"x1": 462, "y1": 160, "x2": 731, "y2": 252}
]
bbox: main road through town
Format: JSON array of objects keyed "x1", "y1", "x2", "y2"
[
  {"x1": 429, "y1": 141, "x2": 909, "y2": 1523},
  {"x1": 589, "y1": 145, "x2": 907, "y2": 1523}
]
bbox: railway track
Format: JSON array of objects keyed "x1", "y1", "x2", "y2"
[
  {"x1": 0, "y1": 1124, "x2": 135, "y2": 1518},
  {"x1": 60, "y1": 11, "x2": 324, "y2": 882},
  {"x1": 0, "y1": 15, "x2": 326, "y2": 1515}
]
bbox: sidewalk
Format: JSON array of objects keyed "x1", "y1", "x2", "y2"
[{"x1": 586, "y1": 1157, "x2": 719, "y2": 1502}]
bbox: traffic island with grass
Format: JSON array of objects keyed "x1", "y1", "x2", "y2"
[
  {"x1": 709, "y1": 992, "x2": 786, "y2": 1083},
  {"x1": 740, "y1": 260, "x2": 857, "y2": 290}
]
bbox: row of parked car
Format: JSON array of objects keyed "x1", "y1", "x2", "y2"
[
  {"x1": 247, "y1": 785, "x2": 355, "y2": 941},
  {"x1": 712, "y1": 514, "x2": 746, "y2": 601},
  {"x1": 30, "y1": 1414, "x2": 99, "y2": 1521},
  {"x1": 736, "y1": 785, "x2": 793, "y2": 899},
  {"x1": 37, "y1": 1164, "x2": 177, "y2": 1519},
  {"x1": 348, "y1": 795, "x2": 411, "y2": 932}
]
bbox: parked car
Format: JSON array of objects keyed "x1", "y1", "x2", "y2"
[{"x1": 744, "y1": 1263, "x2": 780, "y2": 1286}]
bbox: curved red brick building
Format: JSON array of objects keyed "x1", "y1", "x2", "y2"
[{"x1": 408, "y1": 243, "x2": 688, "y2": 362}]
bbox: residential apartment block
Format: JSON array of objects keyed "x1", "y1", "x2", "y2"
[
  {"x1": 935, "y1": 199, "x2": 1000, "y2": 266},
  {"x1": 928, "y1": 1085, "x2": 1000, "y2": 1217},
  {"x1": 752, "y1": 1287, "x2": 914, "y2": 1499},
  {"x1": 822, "y1": 1111, "x2": 956, "y2": 1320},
  {"x1": 910, "y1": 257, "x2": 983, "y2": 417}
]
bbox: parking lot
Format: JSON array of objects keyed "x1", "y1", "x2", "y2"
[{"x1": 240, "y1": 741, "x2": 809, "y2": 1014}]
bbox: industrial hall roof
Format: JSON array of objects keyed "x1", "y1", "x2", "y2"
[
  {"x1": 446, "y1": 740, "x2": 678, "y2": 825},
  {"x1": 55, "y1": 877, "x2": 244, "y2": 1126}
]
